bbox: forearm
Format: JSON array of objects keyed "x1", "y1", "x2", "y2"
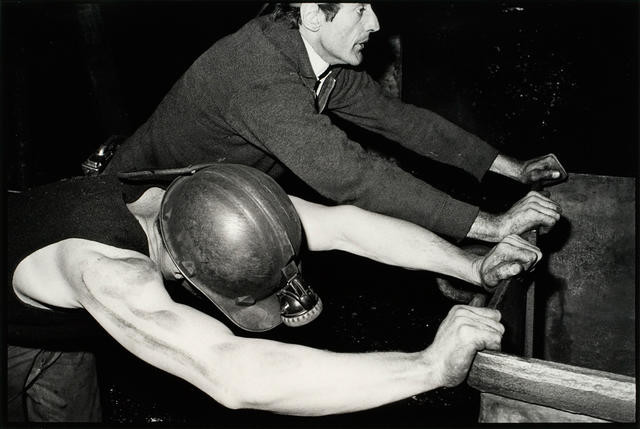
[
  {"x1": 83, "y1": 289, "x2": 441, "y2": 415},
  {"x1": 489, "y1": 154, "x2": 523, "y2": 182},
  {"x1": 467, "y1": 210, "x2": 501, "y2": 243},
  {"x1": 78, "y1": 257, "x2": 442, "y2": 416},
  {"x1": 212, "y1": 336, "x2": 440, "y2": 415},
  {"x1": 293, "y1": 199, "x2": 482, "y2": 286},
  {"x1": 336, "y1": 207, "x2": 481, "y2": 285},
  {"x1": 468, "y1": 155, "x2": 527, "y2": 242},
  {"x1": 467, "y1": 189, "x2": 562, "y2": 242}
]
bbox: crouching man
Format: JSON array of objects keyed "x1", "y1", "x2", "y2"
[{"x1": 8, "y1": 164, "x2": 545, "y2": 421}]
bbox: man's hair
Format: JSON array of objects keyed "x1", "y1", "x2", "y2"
[{"x1": 271, "y1": 3, "x2": 342, "y2": 29}]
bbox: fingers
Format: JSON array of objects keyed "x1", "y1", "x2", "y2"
[
  {"x1": 468, "y1": 293, "x2": 487, "y2": 307},
  {"x1": 428, "y1": 305, "x2": 504, "y2": 387},
  {"x1": 482, "y1": 333, "x2": 503, "y2": 351},
  {"x1": 481, "y1": 235, "x2": 542, "y2": 286},
  {"x1": 483, "y1": 263, "x2": 523, "y2": 288},
  {"x1": 537, "y1": 153, "x2": 564, "y2": 172},
  {"x1": 501, "y1": 234, "x2": 542, "y2": 259},
  {"x1": 523, "y1": 153, "x2": 567, "y2": 184},
  {"x1": 490, "y1": 261, "x2": 524, "y2": 280},
  {"x1": 494, "y1": 235, "x2": 542, "y2": 267},
  {"x1": 448, "y1": 304, "x2": 502, "y2": 323},
  {"x1": 528, "y1": 166, "x2": 561, "y2": 182},
  {"x1": 501, "y1": 191, "x2": 562, "y2": 236},
  {"x1": 517, "y1": 191, "x2": 562, "y2": 214},
  {"x1": 449, "y1": 306, "x2": 504, "y2": 347}
]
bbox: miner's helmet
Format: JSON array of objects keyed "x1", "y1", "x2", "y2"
[{"x1": 123, "y1": 163, "x2": 322, "y2": 332}]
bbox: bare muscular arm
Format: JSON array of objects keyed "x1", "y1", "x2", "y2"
[
  {"x1": 290, "y1": 197, "x2": 541, "y2": 288},
  {"x1": 70, "y1": 253, "x2": 502, "y2": 416}
]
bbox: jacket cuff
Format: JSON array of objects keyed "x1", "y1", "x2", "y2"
[
  {"x1": 466, "y1": 144, "x2": 500, "y2": 182},
  {"x1": 432, "y1": 198, "x2": 480, "y2": 242}
]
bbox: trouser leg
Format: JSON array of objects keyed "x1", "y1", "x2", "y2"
[
  {"x1": 7, "y1": 345, "x2": 102, "y2": 422},
  {"x1": 7, "y1": 345, "x2": 40, "y2": 422},
  {"x1": 26, "y1": 350, "x2": 102, "y2": 422}
]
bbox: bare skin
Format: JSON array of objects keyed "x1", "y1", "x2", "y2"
[
  {"x1": 469, "y1": 153, "x2": 566, "y2": 242},
  {"x1": 468, "y1": 190, "x2": 562, "y2": 243},
  {"x1": 299, "y1": 3, "x2": 380, "y2": 67},
  {"x1": 12, "y1": 188, "x2": 541, "y2": 416},
  {"x1": 490, "y1": 153, "x2": 566, "y2": 185},
  {"x1": 290, "y1": 197, "x2": 541, "y2": 288}
]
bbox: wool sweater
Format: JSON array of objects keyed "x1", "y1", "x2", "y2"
[
  {"x1": 106, "y1": 15, "x2": 499, "y2": 240},
  {"x1": 7, "y1": 176, "x2": 149, "y2": 347}
]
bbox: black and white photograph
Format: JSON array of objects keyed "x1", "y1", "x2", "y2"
[{"x1": 3, "y1": 1, "x2": 637, "y2": 426}]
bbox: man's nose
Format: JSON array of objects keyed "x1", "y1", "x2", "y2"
[{"x1": 366, "y1": 8, "x2": 380, "y2": 33}]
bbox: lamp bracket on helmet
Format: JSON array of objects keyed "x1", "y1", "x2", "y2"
[{"x1": 278, "y1": 260, "x2": 322, "y2": 327}]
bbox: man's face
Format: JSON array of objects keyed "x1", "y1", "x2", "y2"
[{"x1": 316, "y1": 3, "x2": 380, "y2": 66}]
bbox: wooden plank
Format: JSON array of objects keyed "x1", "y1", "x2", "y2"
[
  {"x1": 479, "y1": 393, "x2": 609, "y2": 423},
  {"x1": 523, "y1": 282, "x2": 534, "y2": 357},
  {"x1": 521, "y1": 224, "x2": 537, "y2": 358},
  {"x1": 468, "y1": 350, "x2": 636, "y2": 422}
]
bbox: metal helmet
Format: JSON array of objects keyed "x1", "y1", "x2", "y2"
[{"x1": 158, "y1": 164, "x2": 322, "y2": 332}]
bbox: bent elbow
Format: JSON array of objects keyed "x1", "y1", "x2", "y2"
[
  {"x1": 209, "y1": 386, "x2": 276, "y2": 412},
  {"x1": 199, "y1": 347, "x2": 281, "y2": 412},
  {"x1": 213, "y1": 393, "x2": 246, "y2": 411}
]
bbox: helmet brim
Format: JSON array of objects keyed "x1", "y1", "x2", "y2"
[
  {"x1": 182, "y1": 279, "x2": 282, "y2": 332},
  {"x1": 156, "y1": 164, "x2": 300, "y2": 333}
]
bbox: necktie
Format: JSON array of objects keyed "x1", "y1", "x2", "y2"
[{"x1": 315, "y1": 69, "x2": 335, "y2": 114}]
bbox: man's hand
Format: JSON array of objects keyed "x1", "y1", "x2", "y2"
[
  {"x1": 496, "y1": 191, "x2": 561, "y2": 238},
  {"x1": 473, "y1": 234, "x2": 542, "y2": 289},
  {"x1": 519, "y1": 153, "x2": 568, "y2": 185},
  {"x1": 423, "y1": 305, "x2": 503, "y2": 388},
  {"x1": 489, "y1": 153, "x2": 567, "y2": 186},
  {"x1": 469, "y1": 191, "x2": 561, "y2": 242}
]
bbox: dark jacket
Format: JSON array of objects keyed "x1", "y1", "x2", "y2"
[{"x1": 106, "y1": 15, "x2": 499, "y2": 240}]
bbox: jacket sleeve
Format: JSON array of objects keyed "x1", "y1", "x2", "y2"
[
  {"x1": 226, "y1": 74, "x2": 479, "y2": 240},
  {"x1": 328, "y1": 69, "x2": 499, "y2": 182}
]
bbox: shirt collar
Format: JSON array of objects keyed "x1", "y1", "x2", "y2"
[{"x1": 300, "y1": 34, "x2": 330, "y2": 80}]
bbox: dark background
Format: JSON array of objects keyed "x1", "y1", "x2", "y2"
[
  {"x1": 2, "y1": 0, "x2": 638, "y2": 425},
  {"x1": 3, "y1": 1, "x2": 638, "y2": 189}
]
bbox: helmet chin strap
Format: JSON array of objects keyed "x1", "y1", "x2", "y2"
[{"x1": 278, "y1": 260, "x2": 323, "y2": 327}]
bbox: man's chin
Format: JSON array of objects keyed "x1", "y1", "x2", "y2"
[{"x1": 346, "y1": 54, "x2": 364, "y2": 66}]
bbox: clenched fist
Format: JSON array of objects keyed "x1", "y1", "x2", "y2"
[
  {"x1": 470, "y1": 191, "x2": 562, "y2": 242},
  {"x1": 475, "y1": 234, "x2": 542, "y2": 289},
  {"x1": 519, "y1": 153, "x2": 567, "y2": 186},
  {"x1": 423, "y1": 305, "x2": 504, "y2": 387}
]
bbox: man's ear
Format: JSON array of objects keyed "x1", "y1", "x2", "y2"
[{"x1": 299, "y1": 3, "x2": 323, "y2": 32}]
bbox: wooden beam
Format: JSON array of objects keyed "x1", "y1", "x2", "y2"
[
  {"x1": 468, "y1": 350, "x2": 636, "y2": 422},
  {"x1": 479, "y1": 393, "x2": 609, "y2": 423}
]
